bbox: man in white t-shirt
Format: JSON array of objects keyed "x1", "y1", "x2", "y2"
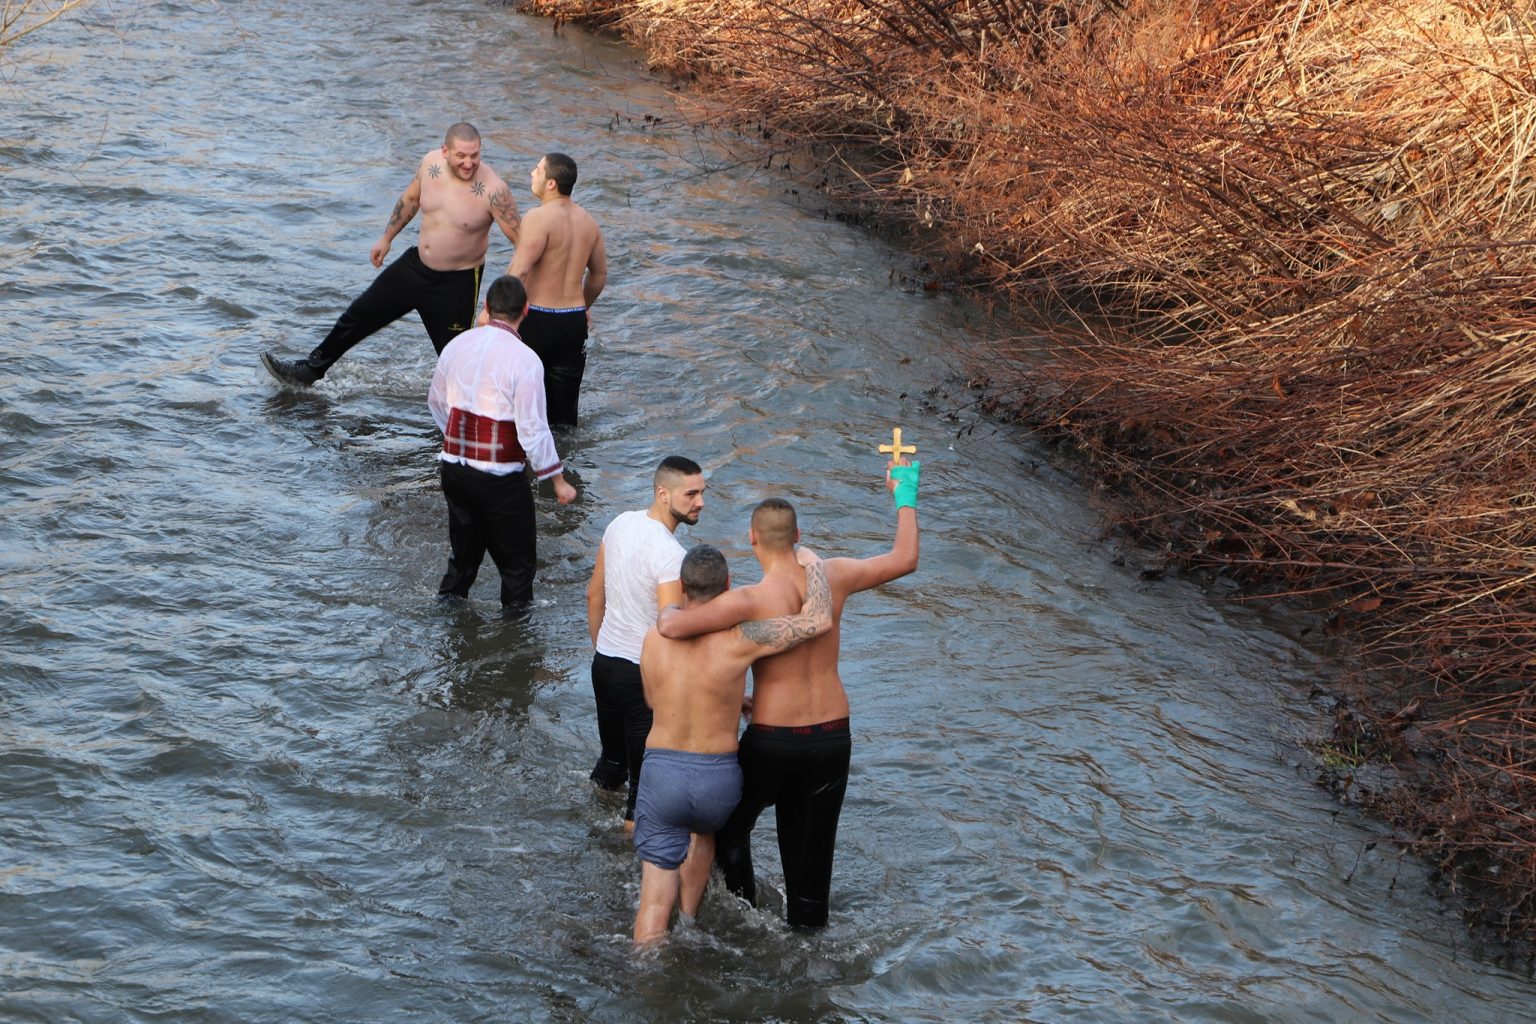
[{"x1": 585, "y1": 456, "x2": 706, "y2": 826}]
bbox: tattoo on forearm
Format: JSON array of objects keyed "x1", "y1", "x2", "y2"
[{"x1": 739, "y1": 562, "x2": 832, "y2": 650}]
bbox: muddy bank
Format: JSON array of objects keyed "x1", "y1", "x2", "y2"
[{"x1": 521, "y1": 0, "x2": 1536, "y2": 944}]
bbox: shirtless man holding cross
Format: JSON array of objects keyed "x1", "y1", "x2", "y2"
[
  {"x1": 632, "y1": 545, "x2": 833, "y2": 944},
  {"x1": 656, "y1": 447, "x2": 920, "y2": 929}
]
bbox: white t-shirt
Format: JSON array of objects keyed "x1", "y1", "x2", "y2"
[{"x1": 595, "y1": 510, "x2": 686, "y2": 664}]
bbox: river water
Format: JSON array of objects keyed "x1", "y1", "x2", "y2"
[{"x1": 3, "y1": 1, "x2": 1533, "y2": 1021}]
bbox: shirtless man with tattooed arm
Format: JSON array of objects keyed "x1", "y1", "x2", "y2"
[
  {"x1": 630, "y1": 545, "x2": 833, "y2": 944},
  {"x1": 262, "y1": 122, "x2": 523, "y2": 386},
  {"x1": 655, "y1": 459, "x2": 921, "y2": 930}
]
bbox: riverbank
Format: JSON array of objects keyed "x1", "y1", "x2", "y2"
[{"x1": 524, "y1": 0, "x2": 1536, "y2": 943}]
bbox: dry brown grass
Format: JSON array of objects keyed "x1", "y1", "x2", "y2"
[{"x1": 528, "y1": 0, "x2": 1536, "y2": 940}]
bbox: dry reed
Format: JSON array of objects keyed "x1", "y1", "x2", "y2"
[
  {"x1": 528, "y1": 0, "x2": 1536, "y2": 941},
  {"x1": 1, "y1": 0, "x2": 96, "y2": 50}
]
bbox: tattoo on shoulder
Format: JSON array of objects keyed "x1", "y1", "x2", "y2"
[
  {"x1": 472, "y1": 179, "x2": 485, "y2": 196},
  {"x1": 739, "y1": 562, "x2": 831, "y2": 650},
  {"x1": 428, "y1": 163, "x2": 442, "y2": 179}
]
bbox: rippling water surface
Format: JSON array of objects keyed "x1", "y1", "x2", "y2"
[{"x1": 3, "y1": 2, "x2": 1535, "y2": 1021}]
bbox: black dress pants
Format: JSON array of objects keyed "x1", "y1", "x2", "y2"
[
  {"x1": 518, "y1": 306, "x2": 587, "y2": 428},
  {"x1": 309, "y1": 247, "x2": 482, "y2": 373},
  {"x1": 437, "y1": 461, "x2": 536, "y2": 608},
  {"x1": 589, "y1": 652, "x2": 653, "y2": 822},
  {"x1": 715, "y1": 719, "x2": 852, "y2": 930}
]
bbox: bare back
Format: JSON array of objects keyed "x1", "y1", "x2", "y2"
[
  {"x1": 513, "y1": 199, "x2": 605, "y2": 308},
  {"x1": 642, "y1": 559, "x2": 834, "y2": 752},
  {"x1": 750, "y1": 566, "x2": 856, "y2": 727},
  {"x1": 414, "y1": 149, "x2": 505, "y2": 271},
  {"x1": 640, "y1": 629, "x2": 754, "y2": 755}
]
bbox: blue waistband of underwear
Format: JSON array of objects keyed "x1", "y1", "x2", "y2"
[{"x1": 528, "y1": 304, "x2": 586, "y2": 315}]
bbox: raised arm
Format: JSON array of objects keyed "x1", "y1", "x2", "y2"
[
  {"x1": 827, "y1": 460, "x2": 920, "y2": 594},
  {"x1": 735, "y1": 559, "x2": 832, "y2": 658},
  {"x1": 372, "y1": 168, "x2": 423, "y2": 268}
]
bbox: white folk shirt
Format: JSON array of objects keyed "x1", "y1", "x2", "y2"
[
  {"x1": 427, "y1": 320, "x2": 563, "y2": 480},
  {"x1": 595, "y1": 510, "x2": 686, "y2": 664}
]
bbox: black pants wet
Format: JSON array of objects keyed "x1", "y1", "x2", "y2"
[
  {"x1": 519, "y1": 306, "x2": 587, "y2": 428},
  {"x1": 716, "y1": 719, "x2": 852, "y2": 930},
  {"x1": 590, "y1": 652, "x2": 653, "y2": 822},
  {"x1": 309, "y1": 247, "x2": 482, "y2": 374},
  {"x1": 437, "y1": 461, "x2": 535, "y2": 608}
]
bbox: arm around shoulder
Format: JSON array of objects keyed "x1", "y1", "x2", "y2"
[
  {"x1": 657, "y1": 584, "x2": 761, "y2": 639},
  {"x1": 738, "y1": 558, "x2": 833, "y2": 655}
]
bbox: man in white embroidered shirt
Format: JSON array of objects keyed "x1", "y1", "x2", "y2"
[{"x1": 428, "y1": 274, "x2": 577, "y2": 612}]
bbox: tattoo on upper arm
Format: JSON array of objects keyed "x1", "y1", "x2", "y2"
[
  {"x1": 738, "y1": 562, "x2": 832, "y2": 650},
  {"x1": 386, "y1": 199, "x2": 406, "y2": 230},
  {"x1": 490, "y1": 186, "x2": 520, "y2": 225}
]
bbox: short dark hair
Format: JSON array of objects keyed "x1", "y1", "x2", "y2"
[
  {"x1": 681, "y1": 544, "x2": 729, "y2": 601},
  {"x1": 655, "y1": 455, "x2": 702, "y2": 487},
  {"x1": 751, "y1": 497, "x2": 798, "y2": 550},
  {"x1": 543, "y1": 152, "x2": 578, "y2": 196},
  {"x1": 485, "y1": 275, "x2": 527, "y2": 319},
  {"x1": 445, "y1": 122, "x2": 481, "y2": 146}
]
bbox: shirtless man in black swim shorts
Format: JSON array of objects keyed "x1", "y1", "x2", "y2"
[
  {"x1": 261, "y1": 122, "x2": 521, "y2": 386},
  {"x1": 632, "y1": 544, "x2": 832, "y2": 944},
  {"x1": 507, "y1": 152, "x2": 606, "y2": 428},
  {"x1": 656, "y1": 459, "x2": 920, "y2": 930}
]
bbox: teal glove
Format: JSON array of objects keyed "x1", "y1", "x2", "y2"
[{"x1": 890, "y1": 461, "x2": 921, "y2": 510}]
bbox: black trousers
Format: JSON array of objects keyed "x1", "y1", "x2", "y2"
[
  {"x1": 590, "y1": 652, "x2": 653, "y2": 822},
  {"x1": 519, "y1": 306, "x2": 587, "y2": 428},
  {"x1": 716, "y1": 719, "x2": 852, "y2": 930},
  {"x1": 437, "y1": 461, "x2": 536, "y2": 608},
  {"x1": 309, "y1": 247, "x2": 482, "y2": 374}
]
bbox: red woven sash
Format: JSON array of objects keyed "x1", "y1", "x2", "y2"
[{"x1": 443, "y1": 408, "x2": 526, "y2": 463}]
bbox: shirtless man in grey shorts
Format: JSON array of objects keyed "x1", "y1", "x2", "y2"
[{"x1": 631, "y1": 544, "x2": 832, "y2": 944}]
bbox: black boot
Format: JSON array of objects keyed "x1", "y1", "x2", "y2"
[{"x1": 260, "y1": 351, "x2": 323, "y2": 386}]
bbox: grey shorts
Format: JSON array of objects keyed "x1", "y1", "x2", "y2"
[{"x1": 632, "y1": 749, "x2": 743, "y2": 870}]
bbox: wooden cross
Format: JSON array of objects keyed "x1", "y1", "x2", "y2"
[{"x1": 878, "y1": 427, "x2": 916, "y2": 463}]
